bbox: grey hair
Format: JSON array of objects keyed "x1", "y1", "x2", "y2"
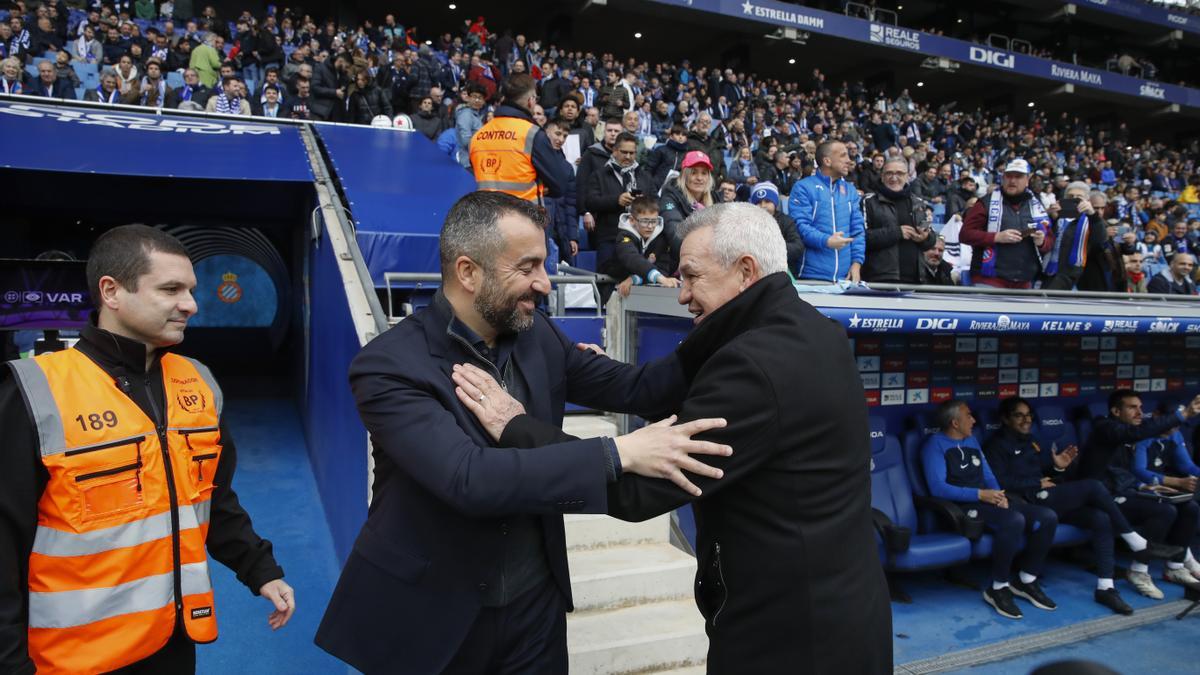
[
  {"x1": 882, "y1": 157, "x2": 908, "y2": 172},
  {"x1": 1089, "y1": 190, "x2": 1108, "y2": 205},
  {"x1": 676, "y1": 203, "x2": 787, "y2": 276},
  {"x1": 936, "y1": 400, "x2": 966, "y2": 432},
  {"x1": 1064, "y1": 181, "x2": 1090, "y2": 197},
  {"x1": 439, "y1": 191, "x2": 546, "y2": 281}
]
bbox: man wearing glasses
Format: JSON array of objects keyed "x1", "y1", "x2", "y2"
[
  {"x1": 860, "y1": 157, "x2": 936, "y2": 284},
  {"x1": 983, "y1": 397, "x2": 1180, "y2": 615}
]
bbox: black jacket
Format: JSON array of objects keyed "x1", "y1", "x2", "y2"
[
  {"x1": 1079, "y1": 413, "x2": 1186, "y2": 492},
  {"x1": 0, "y1": 325, "x2": 282, "y2": 674},
  {"x1": 575, "y1": 141, "x2": 612, "y2": 216},
  {"x1": 643, "y1": 138, "x2": 688, "y2": 193},
  {"x1": 603, "y1": 216, "x2": 675, "y2": 281},
  {"x1": 861, "y1": 189, "x2": 934, "y2": 284},
  {"x1": 771, "y1": 210, "x2": 805, "y2": 273},
  {"x1": 1147, "y1": 269, "x2": 1198, "y2": 295},
  {"x1": 314, "y1": 292, "x2": 686, "y2": 674},
  {"x1": 586, "y1": 161, "x2": 653, "y2": 246},
  {"x1": 348, "y1": 83, "x2": 393, "y2": 124},
  {"x1": 410, "y1": 109, "x2": 444, "y2": 140},
  {"x1": 500, "y1": 273, "x2": 892, "y2": 674},
  {"x1": 309, "y1": 60, "x2": 341, "y2": 121},
  {"x1": 983, "y1": 426, "x2": 1058, "y2": 500},
  {"x1": 945, "y1": 185, "x2": 974, "y2": 220},
  {"x1": 539, "y1": 75, "x2": 572, "y2": 110}
]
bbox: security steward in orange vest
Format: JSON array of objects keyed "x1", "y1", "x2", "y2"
[
  {"x1": 0, "y1": 225, "x2": 295, "y2": 675},
  {"x1": 470, "y1": 73, "x2": 571, "y2": 204}
]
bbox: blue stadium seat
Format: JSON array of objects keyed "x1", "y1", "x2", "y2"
[
  {"x1": 25, "y1": 64, "x2": 39, "y2": 79},
  {"x1": 1034, "y1": 405, "x2": 1079, "y2": 454},
  {"x1": 74, "y1": 86, "x2": 84, "y2": 100},
  {"x1": 166, "y1": 71, "x2": 185, "y2": 89},
  {"x1": 574, "y1": 250, "x2": 596, "y2": 272},
  {"x1": 872, "y1": 420, "x2": 972, "y2": 573},
  {"x1": 902, "y1": 430, "x2": 1003, "y2": 561},
  {"x1": 71, "y1": 61, "x2": 98, "y2": 83}
]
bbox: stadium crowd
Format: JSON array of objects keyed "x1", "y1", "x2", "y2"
[{"x1": 2, "y1": 1, "x2": 1200, "y2": 294}]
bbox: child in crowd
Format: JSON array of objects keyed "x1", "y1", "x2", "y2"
[{"x1": 603, "y1": 196, "x2": 679, "y2": 297}]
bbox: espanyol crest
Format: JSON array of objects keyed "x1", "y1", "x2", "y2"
[{"x1": 981, "y1": 248, "x2": 995, "y2": 263}]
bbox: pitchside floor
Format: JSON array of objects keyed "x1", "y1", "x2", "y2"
[{"x1": 202, "y1": 403, "x2": 1200, "y2": 674}]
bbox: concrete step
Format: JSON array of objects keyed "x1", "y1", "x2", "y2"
[
  {"x1": 569, "y1": 542, "x2": 696, "y2": 612},
  {"x1": 567, "y1": 599, "x2": 707, "y2": 675},
  {"x1": 565, "y1": 513, "x2": 670, "y2": 550},
  {"x1": 563, "y1": 413, "x2": 618, "y2": 439},
  {"x1": 654, "y1": 667, "x2": 706, "y2": 675}
]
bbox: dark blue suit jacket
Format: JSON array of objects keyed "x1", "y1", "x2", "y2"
[{"x1": 314, "y1": 293, "x2": 685, "y2": 674}]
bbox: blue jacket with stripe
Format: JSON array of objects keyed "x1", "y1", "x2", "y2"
[{"x1": 789, "y1": 172, "x2": 865, "y2": 281}]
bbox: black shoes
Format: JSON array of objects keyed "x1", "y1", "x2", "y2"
[
  {"x1": 983, "y1": 586, "x2": 1023, "y2": 619},
  {"x1": 1011, "y1": 579, "x2": 1057, "y2": 611},
  {"x1": 1133, "y1": 541, "x2": 1186, "y2": 563},
  {"x1": 1094, "y1": 587, "x2": 1134, "y2": 615}
]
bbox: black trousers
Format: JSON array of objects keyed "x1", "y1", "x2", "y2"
[
  {"x1": 106, "y1": 627, "x2": 195, "y2": 674},
  {"x1": 440, "y1": 576, "x2": 568, "y2": 674},
  {"x1": 1119, "y1": 495, "x2": 1200, "y2": 558},
  {"x1": 1035, "y1": 479, "x2": 1134, "y2": 579},
  {"x1": 976, "y1": 501, "x2": 1057, "y2": 582}
]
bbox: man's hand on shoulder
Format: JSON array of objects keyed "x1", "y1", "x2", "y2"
[
  {"x1": 615, "y1": 415, "x2": 732, "y2": 497},
  {"x1": 452, "y1": 363, "x2": 526, "y2": 442}
]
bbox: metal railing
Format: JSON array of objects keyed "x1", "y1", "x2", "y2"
[
  {"x1": 842, "y1": 282, "x2": 1200, "y2": 303},
  {"x1": 383, "y1": 270, "x2": 615, "y2": 324}
]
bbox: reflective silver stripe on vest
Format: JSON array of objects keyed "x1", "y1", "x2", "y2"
[
  {"x1": 7, "y1": 358, "x2": 67, "y2": 457},
  {"x1": 33, "y1": 500, "x2": 212, "y2": 558},
  {"x1": 28, "y1": 561, "x2": 212, "y2": 630},
  {"x1": 522, "y1": 124, "x2": 537, "y2": 154},
  {"x1": 177, "y1": 356, "x2": 223, "y2": 417},
  {"x1": 477, "y1": 180, "x2": 539, "y2": 192}
]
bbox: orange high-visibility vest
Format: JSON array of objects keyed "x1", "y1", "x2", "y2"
[
  {"x1": 9, "y1": 349, "x2": 224, "y2": 674},
  {"x1": 470, "y1": 115, "x2": 543, "y2": 202}
]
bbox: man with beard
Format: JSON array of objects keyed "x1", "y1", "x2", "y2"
[
  {"x1": 861, "y1": 157, "x2": 935, "y2": 284},
  {"x1": 454, "y1": 203, "x2": 893, "y2": 674},
  {"x1": 960, "y1": 159, "x2": 1054, "y2": 289},
  {"x1": 315, "y1": 191, "x2": 731, "y2": 674}
]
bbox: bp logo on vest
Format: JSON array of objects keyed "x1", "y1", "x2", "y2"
[
  {"x1": 177, "y1": 389, "x2": 207, "y2": 413},
  {"x1": 484, "y1": 155, "x2": 502, "y2": 172}
]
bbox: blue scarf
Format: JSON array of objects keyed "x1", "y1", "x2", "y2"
[
  {"x1": 980, "y1": 189, "x2": 1049, "y2": 278},
  {"x1": 1044, "y1": 214, "x2": 1090, "y2": 276},
  {"x1": 94, "y1": 84, "x2": 117, "y2": 103}
]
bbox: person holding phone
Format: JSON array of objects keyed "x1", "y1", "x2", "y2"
[
  {"x1": 586, "y1": 131, "x2": 653, "y2": 270},
  {"x1": 860, "y1": 157, "x2": 936, "y2": 284}
]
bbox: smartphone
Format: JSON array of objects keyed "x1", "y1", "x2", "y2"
[
  {"x1": 1058, "y1": 198, "x2": 1080, "y2": 220},
  {"x1": 630, "y1": 189, "x2": 645, "y2": 198}
]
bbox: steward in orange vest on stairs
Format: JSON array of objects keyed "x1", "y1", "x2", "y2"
[
  {"x1": 470, "y1": 73, "x2": 572, "y2": 204},
  {"x1": 0, "y1": 225, "x2": 295, "y2": 675}
]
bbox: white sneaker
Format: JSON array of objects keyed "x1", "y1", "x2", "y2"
[
  {"x1": 1127, "y1": 570, "x2": 1164, "y2": 599},
  {"x1": 1184, "y1": 556, "x2": 1200, "y2": 581},
  {"x1": 1164, "y1": 567, "x2": 1200, "y2": 590}
]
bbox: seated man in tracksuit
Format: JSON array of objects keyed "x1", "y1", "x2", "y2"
[
  {"x1": 1078, "y1": 390, "x2": 1200, "y2": 597},
  {"x1": 601, "y1": 195, "x2": 680, "y2": 298},
  {"x1": 984, "y1": 397, "x2": 1180, "y2": 615},
  {"x1": 1133, "y1": 418, "x2": 1200, "y2": 495},
  {"x1": 921, "y1": 400, "x2": 1057, "y2": 619}
]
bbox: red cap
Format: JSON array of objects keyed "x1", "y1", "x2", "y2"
[{"x1": 681, "y1": 150, "x2": 713, "y2": 170}]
